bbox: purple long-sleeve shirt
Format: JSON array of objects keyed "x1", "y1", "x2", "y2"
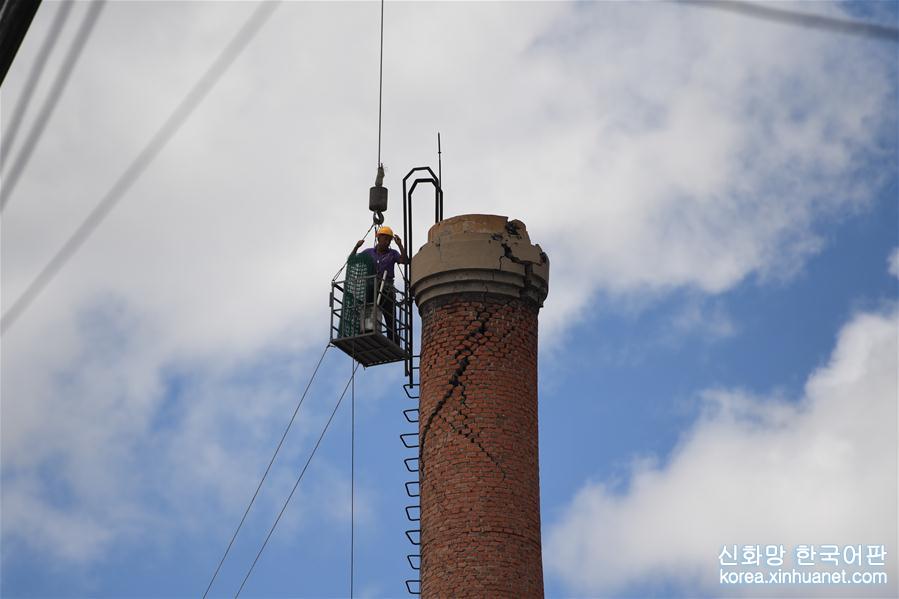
[{"x1": 361, "y1": 247, "x2": 401, "y2": 280}]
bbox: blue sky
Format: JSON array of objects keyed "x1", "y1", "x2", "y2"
[{"x1": 1, "y1": 1, "x2": 897, "y2": 598}]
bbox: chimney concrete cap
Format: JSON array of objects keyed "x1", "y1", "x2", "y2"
[{"x1": 411, "y1": 214, "x2": 549, "y2": 309}]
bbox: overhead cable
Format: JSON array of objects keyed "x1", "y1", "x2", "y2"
[
  {"x1": 679, "y1": 0, "x2": 899, "y2": 42},
  {"x1": 1, "y1": 0, "x2": 72, "y2": 170},
  {"x1": 202, "y1": 343, "x2": 331, "y2": 599},
  {"x1": 0, "y1": 1, "x2": 279, "y2": 334},
  {"x1": 1, "y1": 0, "x2": 104, "y2": 210},
  {"x1": 0, "y1": 0, "x2": 43, "y2": 86},
  {"x1": 235, "y1": 360, "x2": 362, "y2": 598}
]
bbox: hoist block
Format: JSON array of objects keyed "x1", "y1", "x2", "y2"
[{"x1": 370, "y1": 185, "x2": 388, "y2": 213}]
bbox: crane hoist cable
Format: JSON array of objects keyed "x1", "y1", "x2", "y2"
[
  {"x1": 377, "y1": 0, "x2": 385, "y2": 167},
  {"x1": 369, "y1": 0, "x2": 388, "y2": 226}
]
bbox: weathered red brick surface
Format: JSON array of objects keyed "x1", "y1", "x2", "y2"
[{"x1": 418, "y1": 292, "x2": 543, "y2": 598}]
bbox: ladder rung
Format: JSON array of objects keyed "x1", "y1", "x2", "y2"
[
  {"x1": 405, "y1": 481, "x2": 420, "y2": 497},
  {"x1": 405, "y1": 504, "x2": 421, "y2": 521},
  {"x1": 405, "y1": 529, "x2": 420, "y2": 545},
  {"x1": 405, "y1": 579, "x2": 421, "y2": 595},
  {"x1": 404, "y1": 457, "x2": 419, "y2": 472},
  {"x1": 407, "y1": 554, "x2": 420, "y2": 570}
]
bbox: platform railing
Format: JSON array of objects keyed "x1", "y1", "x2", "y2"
[{"x1": 329, "y1": 274, "x2": 410, "y2": 366}]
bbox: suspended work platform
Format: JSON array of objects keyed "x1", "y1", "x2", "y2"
[{"x1": 330, "y1": 254, "x2": 411, "y2": 367}]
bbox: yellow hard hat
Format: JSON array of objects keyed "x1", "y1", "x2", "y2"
[{"x1": 377, "y1": 226, "x2": 394, "y2": 237}]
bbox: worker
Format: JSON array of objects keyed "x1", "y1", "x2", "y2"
[{"x1": 351, "y1": 226, "x2": 408, "y2": 341}]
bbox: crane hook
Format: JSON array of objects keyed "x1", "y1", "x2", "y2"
[{"x1": 370, "y1": 164, "x2": 388, "y2": 225}]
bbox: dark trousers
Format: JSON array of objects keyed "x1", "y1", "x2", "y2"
[{"x1": 377, "y1": 279, "x2": 397, "y2": 342}]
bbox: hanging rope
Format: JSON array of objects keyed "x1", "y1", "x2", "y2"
[
  {"x1": 350, "y1": 342, "x2": 356, "y2": 598},
  {"x1": 332, "y1": 222, "x2": 378, "y2": 283},
  {"x1": 235, "y1": 359, "x2": 362, "y2": 597},
  {"x1": 203, "y1": 343, "x2": 331, "y2": 599}
]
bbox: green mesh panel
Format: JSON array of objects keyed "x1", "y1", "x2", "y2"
[{"x1": 338, "y1": 252, "x2": 375, "y2": 338}]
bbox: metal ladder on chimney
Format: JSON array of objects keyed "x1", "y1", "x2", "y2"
[
  {"x1": 399, "y1": 164, "x2": 443, "y2": 596},
  {"x1": 400, "y1": 355, "x2": 421, "y2": 596}
]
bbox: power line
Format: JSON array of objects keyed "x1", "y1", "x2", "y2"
[
  {"x1": 235, "y1": 359, "x2": 361, "y2": 598},
  {"x1": 1, "y1": 0, "x2": 72, "y2": 170},
  {"x1": 0, "y1": 0, "x2": 43, "y2": 86},
  {"x1": 0, "y1": 1, "x2": 279, "y2": 335},
  {"x1": 679, "y1": 0, "x2": 899, "y2": 42},
  {"x1": 202, "y1": 343, "x2": 331, "y2": 599},
  {"x1": 0, "y1": 0, "x2": 104, "y2": 210}
]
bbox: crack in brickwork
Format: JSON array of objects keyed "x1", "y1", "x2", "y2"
[
  {"x1": 495, "y1": 223, "x2": 546, "y2": 303},
  {"x1": 419, "y1": 301, "x2": 507, "y2": 481},
  {"x1": 413, "y1": 215, "x2": 547, "y2": 598},
  {"x1": 417, "y1": 294, "x2": 543, "y2": 598}
]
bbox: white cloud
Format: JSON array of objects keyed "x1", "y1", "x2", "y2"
[
  {"x1": 889, "y1": 248, "x2": 899, "y2": 279},
  {"x1": 545, "y1": 308, "x2": 898, "y2": 596},
  {"x1": 2, "y1": 475, "x2": 123, "y2": 564},
  {"x1": 669, "y1": 296, "x2": 738, "y2": 342},
  {"x1": 2, "y1": 2, "x2": 894, "y2": 348},
  {"x1": 0, "y1": 0, "x2": 895, "y2": 569}
]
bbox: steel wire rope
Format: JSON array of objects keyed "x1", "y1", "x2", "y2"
[
  {"x1": 0, "y1": 0, "x2": 104, "y2": 210},
  {"x1": 376, "y1": 0, "x2": 384, "y2": 166},
  {"x1": 235, "y1": 359, "x2": 362, "y2": 598},
  {"x1": 0, "y1": 2, "x2": 279, "y2": 334},
  {"x1": 332, "y1": 222, "x2": 378, "y2": 283},
  {"x1": 202, "y1": 342, "x2": 331, "y2": 599},
  {"x1": 1, "y1": 0, "x2": 73, "y2": 171},
  {"x1": 350, "y1": 342, "x2": 356, "y2": 599}
]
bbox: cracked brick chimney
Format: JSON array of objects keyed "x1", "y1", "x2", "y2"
[{"x1": 410, "y1": 214, "x2": 550, "y2": 598}]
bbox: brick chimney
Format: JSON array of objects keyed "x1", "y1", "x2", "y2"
[{"x1": 410, "y1": 214, "x2": 550, "y2": 598}]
